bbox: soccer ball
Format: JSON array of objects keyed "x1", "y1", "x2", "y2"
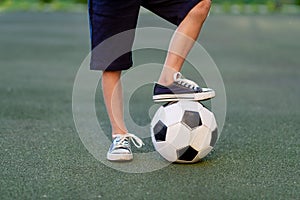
[{"x1": 151, "y1": 101, "x2": 218, "y2": 163}]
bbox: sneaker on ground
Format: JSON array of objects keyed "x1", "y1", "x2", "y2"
[
  {"x1": 107, "y1": 133, "x2": 144, "y2": 161},
  {"x1": 153, "y1": 72, "x2": 215, "y2": 102}
]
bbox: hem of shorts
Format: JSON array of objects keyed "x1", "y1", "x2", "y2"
[
  {"x1": 177, "y1": 0, "x2": 202, "y2": 25},
  {"x1": 90, "y1": 62, "x2": 133, "y2": 71}
]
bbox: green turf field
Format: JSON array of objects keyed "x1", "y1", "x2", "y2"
[{"x1": 0, "y1": 12, "x2": 299, "y2": 199}]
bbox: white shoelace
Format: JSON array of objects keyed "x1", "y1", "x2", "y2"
[
  {"x1": 114, "y1": 133, "x2": 144, "y2": 148},
  {"x1": 174, "y1": 72, "x2": 200, "y2": 90}
]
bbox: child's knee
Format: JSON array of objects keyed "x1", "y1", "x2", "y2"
[{"x1": 189, "y1": 0, "x2": 211, "y2": 20}]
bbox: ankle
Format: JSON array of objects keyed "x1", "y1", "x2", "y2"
[
  {"x1": 158, "y1": 66, "x2": 179, "y2": 86},
  {"x1": 157, "y1": 78, "x2": 173, "y2": 86},
  {"x1": 111, "y1": 129, "x2": 128, "y2": 139}
]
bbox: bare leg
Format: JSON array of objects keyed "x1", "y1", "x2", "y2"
[
  {"x1": 158, "y1": 0, "x2": 211, "y2": 86},
  {"x1": 102, "y1": 1, "x2": 211, "y2": 138},
  {"x1": 102, "y1": 71, "x2": 128, "y2": 138}
]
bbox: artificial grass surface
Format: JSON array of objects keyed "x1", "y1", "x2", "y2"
[{"x1": 0, "y1": 12, "x2": 299, "y2": 199}]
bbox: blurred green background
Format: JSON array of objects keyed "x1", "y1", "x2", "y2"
[
  {"x1": 0, "y1": 0, "x2": 300, "y2": 13},
  {"x1": 0, "y1": 0, "x2": 299, "y2": 199}
]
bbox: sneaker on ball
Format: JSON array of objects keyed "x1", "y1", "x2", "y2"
[
  {"x1": 107, "y1": 133, "x2": 144, "y2": 161},
  {"x1": 153, "y1": 72, "x2": 215, "y2": 102}
]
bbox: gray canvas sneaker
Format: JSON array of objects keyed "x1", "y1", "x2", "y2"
[{"x1": 107, "y1": 133, "x2": 144, "y2": 161}]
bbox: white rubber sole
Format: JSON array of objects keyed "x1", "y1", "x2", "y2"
[
  {"x1": 153, "y1": 90, "x2": 215, "y2": 103},
  {"x1": 107, "y1": 152, "x2": 133, "y2": 161}
]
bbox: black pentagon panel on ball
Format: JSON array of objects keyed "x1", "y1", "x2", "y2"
[
  {"x1": 182, "y1": 110, "x2": 202, "y2": 129},
  {"x1": 153, "y1": 120, "x2": 167, "y2": 142},
  {"x1": 210, "y1": 128, "x2": 218, "y2": 147},
  {"x1": 177, "y1": 146, "x2": 198, "y2": 161}
]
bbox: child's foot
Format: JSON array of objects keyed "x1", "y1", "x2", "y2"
[
  {"x1": 153, "y1": 72, "x2": 215, "y2": 102},
  {"x1": 107, "y1": 133, "x2": 144, "y2": 161}
]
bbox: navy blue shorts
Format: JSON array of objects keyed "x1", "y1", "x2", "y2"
[{"x1": 89, "y1": 0, "x2": 202, "y2": 71}]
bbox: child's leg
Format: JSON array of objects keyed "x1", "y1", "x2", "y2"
[
  {"x1": 102, "y1": 71, "x2": 128, "y2": 137},
  {"x1": 103, "y1": 70, "x2": 144, "y2": 161},
  {"x1": 158, "y1": 0, "x2": 211, "y2": 86}
]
